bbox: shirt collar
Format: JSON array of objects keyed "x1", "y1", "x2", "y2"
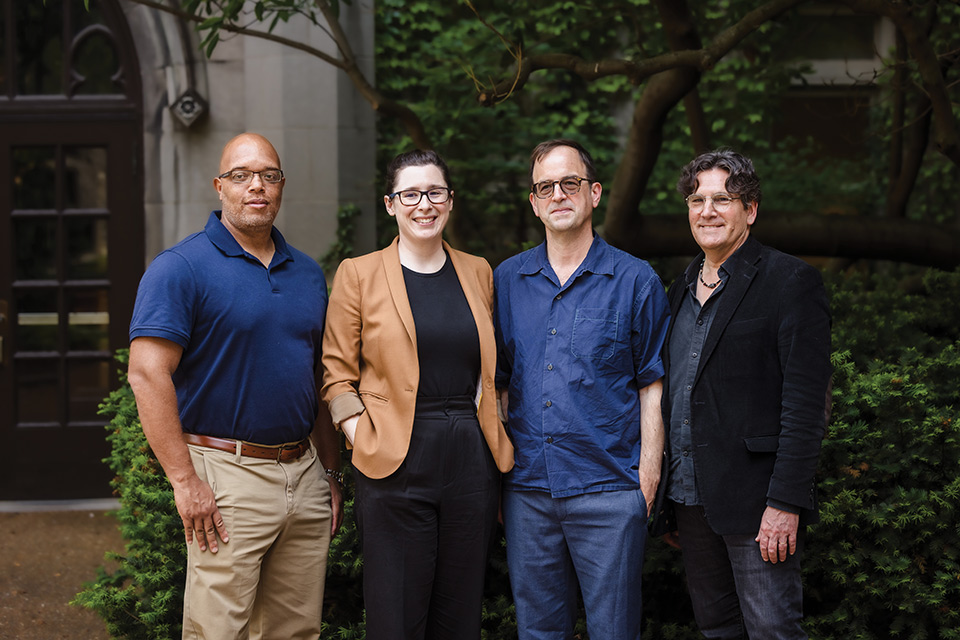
[
  {"x1": 518, "y1": 233, "x2": 615, "y2": 279},
  {"x1": 205, "y1": 210, "x2": 293, "y2": 266}
]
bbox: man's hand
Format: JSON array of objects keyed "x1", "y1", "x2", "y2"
[
  {"x1": 172, "y1": 475, "x2": 228, "y2": 553},
  {"x1": 327, "y1": 475, "x2": 344, "y2": 536},
  {"x1": 638, "y1": 466, "x2": 659, "y2": 518},
  {"x1": 755, "y1": 506, "x2": 799, "y2": 563},
  {"x1": 661, "y1": 530, "x2": 681, "y2": 550},
  {"x1": 637, "y1": 379, "x2": 664, "y2": 517}
]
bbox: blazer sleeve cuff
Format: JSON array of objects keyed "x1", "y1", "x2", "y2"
[
  {"x1": 766, "y1": 498, "x2": 801, "y2": 514},
  {"x1": 329, "y1": 392, "x2": 366, "y2": 427}
]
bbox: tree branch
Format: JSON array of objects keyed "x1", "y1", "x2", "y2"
[
  {"x1": 836, "y1": 0, "x2": 960, "y2": 166},
  {"x1": 125, "y1": 0, "x2": 434, "y2": 149},
  {"x1": 477, "y1": 0, "x2": 810, "y2": 105},
  {"x1": 604, "y1": 214, "x2": 960, "y2": 269},
  {"x1": 127, "y1": 0, "x2": 346, "y2": 68}
]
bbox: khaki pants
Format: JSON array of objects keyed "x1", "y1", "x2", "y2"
[{"x1": 182, "y1": 442, "x2": 332, "y2": 640}]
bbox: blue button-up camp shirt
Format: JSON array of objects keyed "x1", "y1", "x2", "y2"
[{"x1": 494, "y1": 235, "x2": 670, "y2": 497}]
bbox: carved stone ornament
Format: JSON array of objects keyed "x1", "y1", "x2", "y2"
[{"x1": 170, "y1": 89, "x2": 208, "y2": 127}]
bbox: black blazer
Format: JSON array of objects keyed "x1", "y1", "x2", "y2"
[{"x1": 656, "y1": 236, "x2": 832, "y2": 536}]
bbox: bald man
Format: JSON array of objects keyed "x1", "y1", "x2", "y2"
[{"x1": 129, "y1": 133, "x2": 343, "y2": 639}]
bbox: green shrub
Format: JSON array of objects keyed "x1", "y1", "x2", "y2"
[
  {"x1": 71, "y1": 350, "x2": 186, "y2": 639},
  {"x1": 804, "y1": 268, "x2": 960, "y2": 639}
]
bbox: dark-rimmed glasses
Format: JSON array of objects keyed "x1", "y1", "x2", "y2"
[
  {"x1": 218, "y1": 169, "x2": 284, "y2": 184},
  {"x1": 685, "y1": 193, "x2": 741, "y2": 213},
  {"x1": 532, "y1": 176, "x2": 591, "y2": 199},
  {"x1": 388, "y1": 187, "x2": 452, "y2": 206}
]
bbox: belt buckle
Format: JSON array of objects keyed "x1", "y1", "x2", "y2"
[{"x1": 277, "y1": 441, "x2": 300, "y2": 462}]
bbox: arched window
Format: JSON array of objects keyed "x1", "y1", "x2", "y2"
[{"x1": 2, "y1": 0, "x2": 132, "y2": 98}]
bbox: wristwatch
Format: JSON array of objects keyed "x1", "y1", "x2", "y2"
[{"x1": 325, "y1": 468, "x2": 344, "y2": 487}]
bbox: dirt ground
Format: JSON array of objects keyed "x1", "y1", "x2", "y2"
[{"x1": 0, "y1": 509, "x2": 124, "y2": 640}]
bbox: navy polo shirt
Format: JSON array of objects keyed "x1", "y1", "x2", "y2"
[
  {"x1": 130, "y1": 211, "x2": 327, "y2": 445},
  {"x1": 494, "y1": 235, "x2": 670, "y2": 498}
]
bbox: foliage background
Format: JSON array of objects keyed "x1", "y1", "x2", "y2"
[
  {"x1": 75, "y1": 0, "x2": 960, "y2": 638},
  {"x1": 374, "y1": 0, "x2": 959, "y2": 266}
]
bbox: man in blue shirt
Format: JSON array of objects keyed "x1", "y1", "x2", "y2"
[
  {"x1": 128, "y1": 133, "x2": 343, "y2": 640},
  {"x1": 495, "y1": 139, "x2": 670, "y2": 639}
]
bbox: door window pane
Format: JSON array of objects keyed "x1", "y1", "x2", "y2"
[
  {"x1": 13, "y1": 147, "x2": 57, "y2": 209},
  {"x1": 68, "y1": 359, "x2": 111, "y2": 423},
  {"x1": 65, "y1": 147, "x2": 107, "y2": 208},
  {"x1": 67, "y1": 289, "x2": 109, "y2": 351},
  {"x1": 16, "y1": 359, "x2": 61, "y2": 424},
  {"x1": 16, "y1": 290, "x2": 59, "y2": 352},
  {"x1": 65, "y1": 218, "x2": 109, "y2": 278},
  {"x1": 15, "y1": 218, "x2": 58, "y2": 280},
  {"x1": 14, "y1": 0, "x2": 64, "y2": 95}
]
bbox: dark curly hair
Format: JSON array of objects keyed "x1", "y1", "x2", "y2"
[
  {"x1": 384, "y1": 149, "x2": 452, "y2": 196},
  {"x1": 676, "y1": 148, "x2": 761, "y2": 208}
]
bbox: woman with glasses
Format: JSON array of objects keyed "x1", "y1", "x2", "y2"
[{"x1": 321, "y1": 149, "x2": 514, "y2": 639}]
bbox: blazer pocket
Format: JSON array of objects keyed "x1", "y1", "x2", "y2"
[
  {"x1": 743, "y1": 434, "x2": 779, "y2": 452},
  {"x1": 359, "y1": 390, "x2": 389, "y2": 405}
]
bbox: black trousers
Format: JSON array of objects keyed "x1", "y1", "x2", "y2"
[{"x1": 354, "y1": 396, "x2": 500, "y2": 640}]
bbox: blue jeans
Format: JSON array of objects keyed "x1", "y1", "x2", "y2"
[
  {"x1": 503, "y1": 488, "x2": 647, "y2": 640},
  {"x1": 674, "y1": 504, "x2": 806, "y2": 640}
]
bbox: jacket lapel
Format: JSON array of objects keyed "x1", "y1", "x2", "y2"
[
  {"x1": 694, "y1": 237, "x2": 762, "y2": 386},
  {"x1": 446, "y1": 242, "x2": 485, "y2": 328},
  {"x1": 382, "y1": 237, "x2": 418, "y2": 348}
]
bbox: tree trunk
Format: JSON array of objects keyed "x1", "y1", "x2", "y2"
[{"x1": 604, "y1": 0, "x2": 703, "y2": 241}]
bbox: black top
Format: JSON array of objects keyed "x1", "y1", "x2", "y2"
[
  {"x1": 402, "y1": 255, "x2": 480, "y2": 399},
  {"x1": 666, "y1": 269, "x2": 726, "y2": 505}
]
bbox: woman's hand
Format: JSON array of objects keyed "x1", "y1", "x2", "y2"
[{"x1": 341, "y1": 413, "x2": 361, "y2": 445}]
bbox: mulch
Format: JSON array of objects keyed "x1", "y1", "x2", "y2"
[{"x1": 0, "y1": 510, "x2": 125, "y2": 640}]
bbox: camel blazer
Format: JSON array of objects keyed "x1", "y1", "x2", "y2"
[{"x1": 321, "y1": 237, "x2": 515, "y2": 479}]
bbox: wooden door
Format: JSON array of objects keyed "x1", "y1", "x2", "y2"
[{"x1": 0, "y1": 0, "x2": 143, "y2": 499}]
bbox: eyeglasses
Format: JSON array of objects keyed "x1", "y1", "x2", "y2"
[
  {"x1": 685, "y1": 193, "x2": 741, "y2": 213},
  {"x1": 218, "y1": 169, "x2": 284, "y2": 184},
  {"x1": 532, "y1": 176, "x2": 591, "y2": 199},
  {"x1": 388, "y1": 187, "x2": 452, "y2": 206}
]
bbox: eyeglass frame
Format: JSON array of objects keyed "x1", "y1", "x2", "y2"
[
  {"x1": 386, "y1": 187, "x2": 453, "y2": 206},
  {"x1": 685, "y1": 192, "x2": 742, "y2": 212},
  {"x1": 217, "y1": 168, "x2": 285, "y2": 184},
  {"x1": 531, "y1": 176, "x2": 592, "y2": 199}
]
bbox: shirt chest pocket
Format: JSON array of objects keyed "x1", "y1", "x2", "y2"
[{"x1": 571, "y1": 307, "x2": 619, "y2": 360}]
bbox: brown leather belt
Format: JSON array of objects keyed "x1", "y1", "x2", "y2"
[{"x1": 184, "y1": 433, "x2": 311, "y2": 462}]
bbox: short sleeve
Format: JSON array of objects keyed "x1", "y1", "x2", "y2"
[{"x1": 129, "y1": 250, "x2": 197, "y2": 348}]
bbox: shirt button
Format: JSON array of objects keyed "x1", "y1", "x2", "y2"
[
  {"x1": 550, "y1": 328, "x2": 557, "y2": 335},
  {"x1": 546, "y1": 436, "x2": 554, "y2": 444},
  {"x1": 547, "y1": 364, "x2": 554, "y2": 371},
  {"x1": 683, "y1": 419, "x2": 689, "y2": 425},
  {"x1": 545, "y1": 400, "x2": 552, "y2": 407},
  {"x1": 682, "y1": 450, "x2": 690, "y2": 457},
  {"x1": 697, "y1": 319, "x2": 703, "y2": 325},
  {"x1": 692, "y1": 352, "x2": 698, "y2": 358},
  {"x1": 555, "y1": 294, "x2": 562, "y2": 300},
  {"x1": 686, "y1": 385, "x2": 692, "y2": 391}
]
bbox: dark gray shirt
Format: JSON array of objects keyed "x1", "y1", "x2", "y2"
[{"x1": 666, "y1": 265, "x2": 727, "y2": 504}]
